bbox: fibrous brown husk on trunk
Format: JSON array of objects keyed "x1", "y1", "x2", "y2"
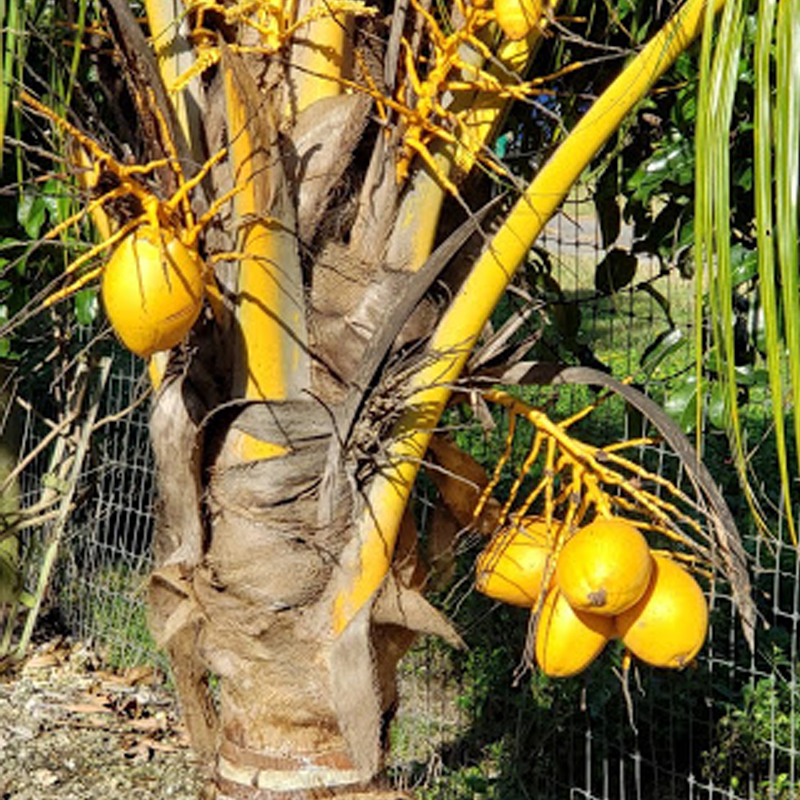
[
  {"x1": 142, "y1": 100, "x2": 499, "y2": 796},
  {"x1": 147, "y1": 349, "x2": 455, "y2": 799}
]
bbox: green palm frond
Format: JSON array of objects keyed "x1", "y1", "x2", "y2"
[
  {"x1": 1, "y1": 0, "x2": 21, "y2": 172},
  {"x1": 695, "y1": 0, "x2": 761, "y2": 524},
  {"x1": 754, "y1": 0, "x2": 796, "y2": 543},
  {"x1": 773, "y1": 0, "x2": 800, "y2": 542},
  {"x1": 697, "y1": 0, "x2": 800, "y2": 543}
]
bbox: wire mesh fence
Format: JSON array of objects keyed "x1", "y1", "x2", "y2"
[
  {"x1": 4, "y1": 179, "x2": 798, "y2": 800},
  {"x1": 52, "y1": 347, "x2": 158, "y2": 668},
  {"x1": 9, "y1": 336, "x2": 158, "y2": 668}
]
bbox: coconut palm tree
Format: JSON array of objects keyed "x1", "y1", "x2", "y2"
[{"x1": 2, "y1": 0, "x2": 771, "y2": 797}]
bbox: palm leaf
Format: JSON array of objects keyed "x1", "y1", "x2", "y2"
[
  {"x1": 698, "y1": 0, "x2": 800, "y2": 542},
  {"x1": 774, "y1": 0, "x2": 800, "y2": 536},
  {"x1": 699, "y1": 0, "x2": 757, "y2": 520},
  {"x1": 0, "y1": 0, "x2": 21, "y2": 171},
  {"x1": 754, "y1": 0, "x2": 796, "y2": 542}
]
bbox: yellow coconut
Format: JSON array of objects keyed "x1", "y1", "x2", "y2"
[
  {"x1": 615, "y1": 554, "x2": 709, "y2": 669},
  {"x1": 102, "y1": 227, "x2": 205, "y2": 357},
  {"x1": 555, "y1": 518, "x2": 653, "y2": 616},
  {"x1": 535, "y1": 586, "x2": 615, "y2": 678},
  {"x1": 494, "y1": 0, "x2": 544, "y2": 41},
  {"x1": 476, "y1": 517, "x2": 554, "y2": 607}
]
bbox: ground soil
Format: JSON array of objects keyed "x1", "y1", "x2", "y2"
[{"x1": 0, "y1": 638, "x2": 204, "y2": 800}]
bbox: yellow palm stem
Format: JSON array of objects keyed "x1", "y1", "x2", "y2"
[
  {"x1": 332, "y1": 0, "x2": 725, "y2": 635},
  {"x1": 143, "y1": 0, "x2": 203, "y2": 158},
  {"x1": 223, "y1": 53, "x2": 310, "y2": 461},
  {"x1": 291, "y1": 10, "x2": 352, "y2": 114},
  {"x1": 148, "y1": 352, "x2": 169, "y2": 390}
]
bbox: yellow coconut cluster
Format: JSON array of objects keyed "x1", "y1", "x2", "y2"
[{"x1": 475, "y1": 517, "x2": 709, "y2": 677}]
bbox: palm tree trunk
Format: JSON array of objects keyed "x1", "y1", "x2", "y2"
[{"x1": 147, "y1": 368, "x2": 420, "y2": 799}]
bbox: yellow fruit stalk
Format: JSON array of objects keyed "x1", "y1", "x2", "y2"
[
  {"x1": 72, "y1": 144, "x2": 113, "y2": 243},
  {"x1": 386, "y1": 17, "x2": 547, "y2": 273}
]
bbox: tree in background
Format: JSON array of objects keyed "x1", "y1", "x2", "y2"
[{"x1": 0, "y1": 0, "x2": 772, "y2": 797}]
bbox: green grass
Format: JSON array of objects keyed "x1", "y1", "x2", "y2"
[{"x1": 60, "y1": 565, "x2": 164, "y2": 671}]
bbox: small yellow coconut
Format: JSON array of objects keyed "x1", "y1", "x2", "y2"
[
  {"x1": 495, "y1": 0, "x2": 544, "y2": 40},
  {"x1": 535, "y1": 586, "x2": 615, "y2": 678},
  {"x1": 476, "y1": 517, "x2": 554, "y2": 607},
  {"x1": 615, "y1": 554, "x2": 709, "y2": 669}
]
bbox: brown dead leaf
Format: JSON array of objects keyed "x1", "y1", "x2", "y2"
[
  {"x1": 426, "y1": 434, "x2": 501, "y2": 534},
  {"x1": 128, "y1": 714, "x2": 167, "y2": 733},
  {"x1": 124, "y1": 665, "x2": 157, "y2": 685},
  {"x1": 95, "y1": 665, "x2": 157, "y2": 687},
  {"x1": 121, "y1": 735, "x2": 154, "y2": 762},
  {"x1": 22, "y1": 652, "x2": 62, "y2": 671},
  {"x1": 61, "y1": 701, "x2": 114, "y2": 715},
  {"x1": 94, "y1": 669, "x2": 127, "y2": 684},
  {"x1": 172, "y1": 722, "x2": 192, "y2": 747},
  {"x1": 426, "y1": 505, "x2": 459, "y2": 591},
  {"x1": 144, "y1": 737, "x2": 181, "y2": 754}
]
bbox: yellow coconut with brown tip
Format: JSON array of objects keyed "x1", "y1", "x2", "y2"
[
  {"x1": 615, "y1": 554, "x2": 709, "y2": 669},
  {"x1": 535, "y1": 586, "x2": 615, "y2": 677},
  {"x1": 555, "y1": 518, "x2": 653, "y2": 616},
  {"x1": 102, "y1": 227, "x2": 205, "y2": 358}
]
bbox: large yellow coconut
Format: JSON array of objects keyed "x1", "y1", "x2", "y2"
[
  {"x1": 535, "y1": 586, "x2": 615, "y2": 677},
  {"x1": 102, "y1": 227, "x2": 205, "y2": 357},
  {"x1": 615, "y1": 554, "x2": 709, "y2": 669},
  {"x1": 475, "y1": 517, "x2": 554, "y2": 607},
  {"x1": 555, "y1": 518, "x2": 653, "y2": 616}
]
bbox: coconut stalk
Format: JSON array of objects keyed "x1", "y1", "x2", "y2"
[
  {"x1": 290, "y1": 0, "x2": 355, "y2": 114},
  {"x1": 383, "y1": 26, "x2": 547, "y2": 275},
  {"x1": 220, "y1": 48, "x2": 311, "y2": 460}
]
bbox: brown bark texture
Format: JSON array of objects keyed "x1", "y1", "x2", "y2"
[{"x1": 146, "y1": 326, "x2": 461, "y2": 800}]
